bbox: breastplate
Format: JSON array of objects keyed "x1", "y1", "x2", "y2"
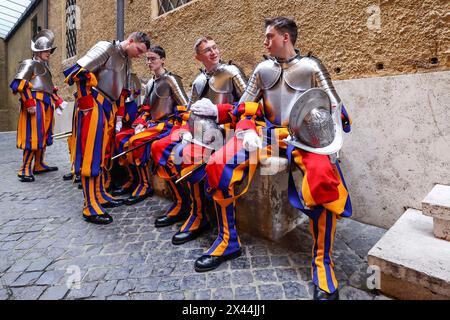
[
  {"x1": 145, "y1": 76, "x2": 176, "y2": 120},
  {"x1": 95, "y1": 47, "x2": 129, "y2": 102},
  {"x1": 262, "y1": 57, "x2": 316, "y2": 126},
  {"x1": 30, "y1": 61, "x2": 54, "y2": 95},
  {"x1": 191, "y1": 64, "x2": 239, "y2": 105}
]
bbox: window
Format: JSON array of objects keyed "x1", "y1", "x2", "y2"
[
  {"x1": 157, "y1": 0, "x2": 192, "y2": 16},
  {"x1": 65, "y1": 0, "x2": 77, "y2": 59},
  {"x1": 31, "y1": 15, "x2": 40, "y2": 37}
]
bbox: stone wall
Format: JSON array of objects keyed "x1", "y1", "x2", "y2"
[
  {"x1": 0, "y1": 39, "x2": 9, "y2": 131},
  {"x1": 5, "y1": 2, "x2": 44, "y2": 132}
]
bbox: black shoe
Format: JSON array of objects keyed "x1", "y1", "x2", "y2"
[
  {"x1": 111, "y1": 186, "x2": 132, "y2": 197},
  {"x1": 63, "y1": 173, "x2": 74, "y2": 181},
  {"x1": 172, "y1": 223, "x2": 210, "y2": 245},
  {"x1": 124, "y1": 190, "x2": 154, "y2": 206},
  {"x1": 74, "y1": 175, "x2": 81, "y2": 183},
  {"x1": 33, "y1": 166, "x2": 58, "y2": 174},
  {"x1": 78, "y1": 183, "x2": 83, "y2": 190},
  {"x1": 194, "y1": 249, "x2": 242, "y2": 273},
  {"x1": 313, "y1": 286, "x2": 340, "y2": 300},
  {"x1": 101, "y1": 199, "x2": 125, "y2": 208},
  {"x1": 154, "y1": 210, "x2": 189, "y2": 228},
  {"x1": 19, "y1": 175, "x2": 35, "y2": 183},
  {"x1": 83, "y1": 213, "x2": 113, "y2": 225}
]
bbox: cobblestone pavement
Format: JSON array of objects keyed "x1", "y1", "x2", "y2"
[{"x1": 0, "y1": 132, "x2": 390, "y2": 300}]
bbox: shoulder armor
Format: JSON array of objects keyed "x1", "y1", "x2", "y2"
[
  {"x1": 165, "y1": 72, "x2": 183, "y2": 86},
  {"x1": 77, "y1": 41, "x2": 115, "y2": 72},
  {"x1": 191, "y1": 72, "x2": 208, "y2": 99},
  {"x1": 254, "y1": 59, "x2": 282, "y2": 90},
  {"x1": 15, "y1": 59, "x2": 37, "y2": 81},
  {"x1": 209, "y1": 64, "x2": 240, "y2": 93}
]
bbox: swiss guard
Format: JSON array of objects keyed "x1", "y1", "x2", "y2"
[
  {"x1": 63, "y1": 32, "x2": 151, "y2": 225},
  {"x1": 10, "y1": 29, "x2": 66, "y2": 183}
]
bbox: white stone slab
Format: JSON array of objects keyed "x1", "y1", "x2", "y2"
[
  {"x1": 368, "y1": 209, "x2": 450, "y2": 299},
  {"x1": 422, "y1": 184, "x2": 450, "y2": 220}
]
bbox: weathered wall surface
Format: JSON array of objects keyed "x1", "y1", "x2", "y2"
[
  {"x1": 5, "y1": 2, "x2": 44, "y2": 132},
  {"x1": 124, "y1": 0, "x2": 450, "y2": 89},
  {"x1": 337, "y1": 71, "x2": 450, "y2": 228},
  {"x1": 0, "y1": 39, "x2": 9, "y2": 131}
]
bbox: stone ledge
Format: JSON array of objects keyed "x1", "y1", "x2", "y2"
[
  {"x1": 422, "y1": 184, "x2": 450, "y2": 221},
  {"x1": 368, "y1": 209, "x2": 450, "y2": 299}
]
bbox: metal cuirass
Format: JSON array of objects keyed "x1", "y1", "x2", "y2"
[
  {"x1": 77, "y1": 41, "x2": 130, "y2": 102},
  {"x1": 190, "y1": 63, "x2": 246, "y2": 105},
  {"x1": 243, "y1": 54, "x2": 341, "y2": 127},
  {"x1": 144, "y1": 71, "x2": 188, "y2": 120},
  {"x1": 15, "y1": 59, "x2": 54, "y2": 95}
]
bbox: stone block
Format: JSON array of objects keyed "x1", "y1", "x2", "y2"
[
  {"x1": 433, "y1": 218, "x2": 450, "y2": 241},
  {"x1": 368, "y1": 209, "x2": 450, "y2": 300},
  {"x1": 236, "y1": 157, "x2": 308, "y2": 241},
  {"x1": 422, "y1": 184, "x2": 450, "y2": 220}
]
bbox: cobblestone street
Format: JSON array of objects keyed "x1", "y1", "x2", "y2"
[{"x1": 0, "y1": 132, "x2": 390, "y2": 300}]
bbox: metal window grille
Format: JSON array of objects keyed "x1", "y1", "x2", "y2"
[
  {"x1": 158, "y1": 0, "x2": 192, "y2": 16},
  {"x1": 66, "y1": 0, "x2": 77, "y2": 59},
  {"x1": 31, "y1": 15, "x2": 39, "y2": 38}
]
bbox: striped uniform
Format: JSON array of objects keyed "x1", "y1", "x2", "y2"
[{"x1": 10, "y1": 78, "x2": 62, "y2": 177}]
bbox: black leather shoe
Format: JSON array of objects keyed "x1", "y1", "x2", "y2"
[
  {"x1": 313, "y1": 286, "x2": 340, "y2": 300},
  {"x1": 154, "y1": 210, "x2": 189, "y2": 228},
  {"x1": 83, "y1": 213, "x2": 113, "y2": 225},
  {"x1": 124, "y1": 190, "x2": 154, "y2": 206},
  {"x1": 63, "y1": 173, "x2": 74, "y2": 181},
  {"x1": 74, "y1": 175, "x2": 81, "y2": 183},
  {"x1": 19, "y1": 175, "x2": 35, "y2": 183},
  {"x1": 172, "y1": 223, "x2": 210, "y2": 245},
  {"x1": 194, "y1": 249, "x2": 242, "y2": 273},
  {"x1": 33, "y1": 166, "x2": 58, "y2": 174},
  {"x1": 101, "y1": 199, "x2": 125, "y2": 208},
  {"x1": 111, "y1": 186, "x2": 132, "y2": 197},
  {"x1": 78, "y1": 183, "x2": 83, "y2": 190}
]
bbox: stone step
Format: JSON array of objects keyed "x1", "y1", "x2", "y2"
[
  {"x1": 422, "y1": 184, "x2": 450, "y2": 240},
  {"x1": 368, "y1": 209, "x2": 450, "y2": 300},
  {"x1": 422, "y1": 184, "x2": 450, "y2": 220}
]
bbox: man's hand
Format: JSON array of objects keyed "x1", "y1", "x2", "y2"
[
  {"x1": 191, "y1": 98, "x2": 218, "y2": 118},
  {"x1": 179, "y1": 131, "x2": 193, "y2": 142},
  {"x1": 27, "y1": 107, "x2": 36, "y2": 114},
  {"x1": 237, "y1": 130, "x2": 262, "y2": 152},
  {"x1": 115, "y1": 116, "x2": 123, "y2": 133},
  {"x1": 56, "y1": 101, "x2": 69, "y2": 116},
  {"x1": 134, "y1": 124, "x2": 145, "y2": 135}
]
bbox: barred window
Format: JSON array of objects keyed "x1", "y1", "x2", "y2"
[
  {"x1": 158, "y1": 0, "x2": 192, "y2": 16},
  {"x1": 31, "y1": 15, "x2": 40, "y2": 38},
  {"x1": 65, "y1": 0, "x2": 77, "y2": 59}
]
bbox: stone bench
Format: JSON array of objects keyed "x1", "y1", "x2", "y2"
[{"x1": 151, "y1": 156, "x2": 308, "y2": 241}]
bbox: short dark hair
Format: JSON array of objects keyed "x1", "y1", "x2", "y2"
[
  {"x1": 264, "y1": 17, "x2": 298, "y2": 46},
  {"x1": 128, "y1": 31, "x2": 151, "y2": 49},
  {"x1": 149, "y1": 45, "x2": 166, "y2": 59}
]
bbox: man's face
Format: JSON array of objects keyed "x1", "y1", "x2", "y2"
[
  {"x1": 195, "y1": 40, "x2": 220, "y2": 68},
  {"x1": 263, "y1": 25, "x2": 286, "y2": 57},
  {"x1": 146, "y1": 51, "x2": 165, "y2": 72},
  {"x1": 37, "y1": 50, "x2": 51, "y2": 61},
  {"x1": 126, "y1": 39, "x2": 148, "y2": 59}
]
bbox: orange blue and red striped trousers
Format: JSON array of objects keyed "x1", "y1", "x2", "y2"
[{"x1": 204, "y1": 125, "x2": 351, "y2": 294}]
